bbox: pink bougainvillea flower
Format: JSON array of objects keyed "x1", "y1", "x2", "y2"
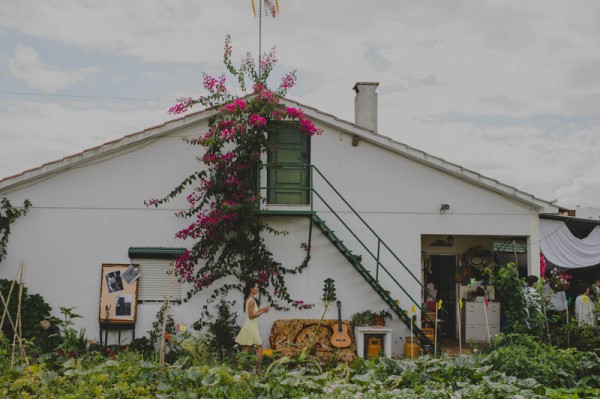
[{"x1": 249, "y1": 113, "x2": 267, "y2": 128}]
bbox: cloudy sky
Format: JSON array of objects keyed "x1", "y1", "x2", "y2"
[{"x1": 1, "y1": 1, "x2": 599, "y2": 208}]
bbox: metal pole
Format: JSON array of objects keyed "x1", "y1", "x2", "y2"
[
  {"x1": 376, "y1": 240, "x2": 381, "y2": 281},
  {"x1": 258, "y1": 0, "x2": 262, "y2": 79}
]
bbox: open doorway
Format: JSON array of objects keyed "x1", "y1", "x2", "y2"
[{"x1": 427, "y1": 255, "x2": 458, "y2": 339}]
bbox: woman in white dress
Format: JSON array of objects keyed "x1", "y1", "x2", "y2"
[
  {"x1": 235, "y1": 280, "x2": 270, "y2": 372},
  {"x1": 575, "y1": 285, "x2": 595, "y2": 326}
]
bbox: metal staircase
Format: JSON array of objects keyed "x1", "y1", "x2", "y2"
[
  {"x1": 311, "y1": 213, "x2": 433, "y2": 350},
  {"x1": 259, "y1": 164, "x2": 441, "y2": 352}
]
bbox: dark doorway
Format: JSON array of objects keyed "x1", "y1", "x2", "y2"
[{"x1": 429, "y1": 255, "x2": 457, "y2": 339}]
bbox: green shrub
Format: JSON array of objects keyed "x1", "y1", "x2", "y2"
[
  {"x1": 485, "y1": 333, "x2": 600, "y2": 388},
  {"x1": 194, "y1": 299, "x2": 240, "y2": 359},
  {"x1": 0, "y1": 279, "x2": 60, "y2": 353}
]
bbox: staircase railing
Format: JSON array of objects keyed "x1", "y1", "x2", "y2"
[{"x1": 257, "y1": 163, "x2": 443, "y2": 325}]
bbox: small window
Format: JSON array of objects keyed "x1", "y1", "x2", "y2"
[{"x1": 129, "y1": 247, "x2": 185, "y2": 302}]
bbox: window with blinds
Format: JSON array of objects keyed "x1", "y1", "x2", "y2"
[{"x1": 131, "y1": 258, "x2": 182, "y2": 302}]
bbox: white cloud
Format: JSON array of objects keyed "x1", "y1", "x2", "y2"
[
  {"x1": 0, "y1": 100, "x2": 171, "y2": 177},
  {"x1": 1, "y1": 0, "x2": 600, "y2": 208},
  {"x1": 8, "y1": 44, "x2": 100, "y2": 92}
]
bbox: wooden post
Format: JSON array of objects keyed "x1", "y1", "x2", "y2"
[
  {"x1": 159, "y1": 262, "x2": 176, "y2": 366},
  {"x1": 0, "y1": 279, "x2": 17, "y2": 331},
  {"x1": 458, "y1": 298, "x2": 463, "y2": 356},
  {"x1": 10, "y1": 262, "x2": 28, "y2": 365}
]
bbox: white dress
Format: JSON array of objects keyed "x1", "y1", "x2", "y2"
[
  {"x1": 235, "y1": 297, "x2": 262, "y2": 346},
  {"x1": 575, "y1": 295, "x2": 595, "y2": 326}
]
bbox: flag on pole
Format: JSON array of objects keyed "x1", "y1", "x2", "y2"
[
  {"x1": 411, "y1": 305, "x2": 416, "y2": 314},
  {"x1": 459, "y1": 298, "x2": 463, "y2": 309},
  {"x1": 437, "y1": 299, "x2": 443, "y2": 310},
  {"x1": 252, "y1": 0, "x2": 279, "y2": 17},
  {"x1": 583, "y1": 294, "x2": 589, "y2": 304},
  {"x1": 484, "y1": 295, "x2": 489, "y2": 307}
]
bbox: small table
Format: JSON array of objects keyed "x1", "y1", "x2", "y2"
[{"x1": 99, "y1": 321, "x2": 136, "y2": 350}]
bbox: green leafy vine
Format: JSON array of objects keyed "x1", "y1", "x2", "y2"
[{"x1": 0, "y1": 198, "x2": 31, "y2": 264}]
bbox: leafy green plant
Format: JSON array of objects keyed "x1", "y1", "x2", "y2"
[
  {"x1": 50, "y1": 307, "x2": 84, "y2": 357},
  {"x1": 147, "y1": 301, "x2": 176, "y2": 347},
  {"x1": 485, "y1": 333, "x2": 600, "y2": 388},
  {"x1": 1, "y1": 343, "x2": 600, "y2": 398},
  {"x1": 350, "y1": 309, "x2": 392, "y2": 326},
  {"x1": 204, "y1": 299, "x2": 240, "y2": 358},
  {"x1": 351, "y1": 310, "x2": 375, "y2": 326},
  {"x1": 492, "y1": 262, "x2": 543, "y2": 334}
]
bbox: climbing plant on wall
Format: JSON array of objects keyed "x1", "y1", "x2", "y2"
[
  {"x1": 146, "y1": 36, "x2": 320, "y2": 324},
  {"x1": 0, "y1": 198, "x2": 31, "y2": 264}
]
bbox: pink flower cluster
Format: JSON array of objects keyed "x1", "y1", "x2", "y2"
[
  {"x1": 145, "y1": 198, "x2": 159, "y2": 207},
  {"x1": 292, "y1": 300, "x2": 313, "y2": 310},
  {"x1": 174, "y1": 251, "x2": 194, "y2": 281},
  {"x1": 168, "y1": 97, "x2": 193, "y2": 115},
  {"x1": 249, "y1": 114, "x2": 267, "y2": 128},
  {"x1": 203, "y1": 73, "x2": 227, "y2": 93},
  {"x1": 222, "y1": 99, "x2": 247, "y2": 112},
  {"x1": 279, "y1": 71, "x2": 297, "y2": 91},
  {"x1": 285, "y1": 107, "x2": 322, "y2": 136},
  {"x1": 259, "y1": 49, "x2": 277, "y2": 74}
]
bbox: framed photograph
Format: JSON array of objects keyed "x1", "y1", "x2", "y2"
[
  {"x1": 115, "y1": 295, "x2": 132, "y2": 317},
  {"x1": 121, "y1": 264, "x2": 140, "y2": 285},
  {"x1": 99, "y1": 264, "x2": 139, "y2": 323},
  {"x1": 106, "y1": 270, "x2": 124, "y2": 293}
]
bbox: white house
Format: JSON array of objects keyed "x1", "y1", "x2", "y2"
[{"x1": 0, "y1": 82, "x2": 559, "y2": 356}]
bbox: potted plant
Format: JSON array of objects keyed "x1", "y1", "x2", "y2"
[
  {"x1": 351, "y1": 309, "x2": 393, "y2": 327},
  {"x1": 373, "y1": 310, "x2": 393, "y2": 326},
  {"x1": 351, "y1": 310, "x2": 375, "y2": 327}
]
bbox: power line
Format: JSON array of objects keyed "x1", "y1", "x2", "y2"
[{"x1": 0, "y1": 90, "x2": 159, "y2": 102}]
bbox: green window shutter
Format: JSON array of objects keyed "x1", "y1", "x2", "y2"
[{"x1": 267, "y1": 127, "x2": 310, "y2": 204}]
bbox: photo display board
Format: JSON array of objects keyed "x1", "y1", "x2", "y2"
[{"x1": 99, "y1": 264, "x2": 140, "y2": 323}]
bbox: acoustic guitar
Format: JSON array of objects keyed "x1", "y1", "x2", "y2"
[{"x1": 330, "y1": 300, "x2": 352, "y2": 348}]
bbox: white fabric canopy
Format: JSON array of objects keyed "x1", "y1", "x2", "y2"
[{"x1": 540, "y1": 219, "x2": 600, "y2": 269}]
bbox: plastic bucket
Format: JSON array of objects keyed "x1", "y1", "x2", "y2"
[
  {"x1": 404, "y1": 337, "x2": 420, "y2": 359},
  {"x1": 366, "y1": 337, "x2": 382, "y2": 359}
]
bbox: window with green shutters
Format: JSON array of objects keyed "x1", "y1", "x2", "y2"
[{"x1": 267, "y1": 127, "x2": 311, "y2": 204}]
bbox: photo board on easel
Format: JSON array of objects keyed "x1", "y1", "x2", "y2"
[{"x1": 99, "y1": 264, "x2": 140, "y2": 324}]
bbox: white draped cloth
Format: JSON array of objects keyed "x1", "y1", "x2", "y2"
[{"x1": 540, "y1": 219, "x2": 600, "y2": 269}]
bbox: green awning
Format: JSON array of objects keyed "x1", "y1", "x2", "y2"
[{"x1": 128, "y1": 247, "x2": 186, "y2": 260}]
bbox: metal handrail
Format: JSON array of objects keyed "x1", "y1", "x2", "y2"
[{"x1": 258, "y1": 163, "x2": 441, "y2": 316}]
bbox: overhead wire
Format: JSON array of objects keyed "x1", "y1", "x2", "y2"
[{"x1": 0, "y1": 90, "x2": 159, "y2": 102}]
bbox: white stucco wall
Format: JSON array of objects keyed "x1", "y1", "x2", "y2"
[{"x1": 0, "y1": 117, "x2": 544, "y2": 357}]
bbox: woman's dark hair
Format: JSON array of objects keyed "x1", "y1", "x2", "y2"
[
  {"x1": 578, "y1": 283, "x2": 589, "y2": 296},
  {"x1": 242, "y1": 280, "x2": 258, "y2": 311},
  {"x1": 526, "y1": 275, "x2": 539, "y2": 287}
]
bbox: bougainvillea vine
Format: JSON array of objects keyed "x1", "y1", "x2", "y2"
[{"x1": 146, "y1": 36, "x2": 321, "y2": 324}]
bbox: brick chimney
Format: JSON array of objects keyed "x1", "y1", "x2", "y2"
[{"x1": 353, "y1": 82, "x2": 379, "y2": 132}]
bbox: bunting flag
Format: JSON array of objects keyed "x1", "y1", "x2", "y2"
[
  {"x1": 411, "y1": 305, "x2": 416, "y2": 314},
  {"x1": 583, "y1": 294, "x2": 589, "y2": 304},
  {"x1": 484, "y1": 295, "x2": 489, "y2": 307},
  {"x1": 437, "y1": 299, "x2": 443, "y2": 310},
  {"x1": 459, "y1": 298, "x2": 463, "y2": 309}
]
